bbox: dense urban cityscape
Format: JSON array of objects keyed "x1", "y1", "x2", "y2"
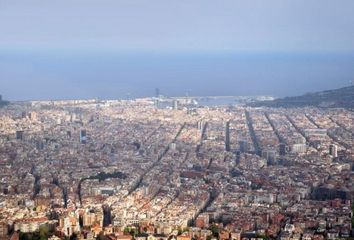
[
  {"x1": 0, "y1": 97, "x2": 353, "y2": 240},
  {"x1": 2, "y1": 0, "x2": 354, "y2": 239}
]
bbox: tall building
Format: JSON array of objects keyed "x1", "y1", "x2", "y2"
[
  {"x1": 16, "y1": 131, "x2": 24, "y2": 140},
  {"x1": 279, "y1": 143, "x2": 287, "y2": 156},
  {"x1": 172, "y1": 100, "x2": 178, "y2": 110},
  {"x1": 155, "y1": 88, "x2": 160, "y2": 98},
  {"x1": 262, "y1": 149, "x2": 277, "y2": 163},
  {"x1": 329, "y1": 144, "x2": 338, "y2": 158},
  {"x1": 239, "y1": 140, "x2": 249, "y2": 153},
  {"x1": 0, "y1": 95, "x2": 2, "y2": 101},
  {"x1": 154, "y1": 99, "x2": 159, "y2": 109},
  {"x1": 28, "y1": 112, "x2": 37, "y2": 121},
  {"x1": 197, "y1": 120, "x2": 204, "y2": 130},
  {"x1": 169, "y1": 142, "x2": 177, "y2": 151},
  {"x1": 21, "y1": 111, "x2": 27, "y2": 119},
  {"x1": 80, "y1": 130, "x2": 87, "y2": 144}
]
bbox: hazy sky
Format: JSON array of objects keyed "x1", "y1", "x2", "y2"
[{"x1": 1, "y1": 0, "x2": 354, "y2": 100}]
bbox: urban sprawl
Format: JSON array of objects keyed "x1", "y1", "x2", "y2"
[{"x1": 0, "y1": 98, "x2": 353, "y2": 240}]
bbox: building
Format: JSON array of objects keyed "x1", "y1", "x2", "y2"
[
  {"x1": 291, "y1": 143, "x2": 307, "y2": 154},
  {"x1": 80, "y1": 130, "x2": 87, "y2": 144},
  {"x1": 329, "y1": 144, "x2": 338, "y2": 158},
  {"x1": 197, "y1": 121, "x2": 204, "y2": 130},
  {"x1": 21, "y1": 111, "x2": 27, "y2": 119},
  {"x1": 16, "y1": 131, "x2": 24, "y2": 140},
  {"x1": 28, "y1": 112, "x2": 37, "y2": 121},
  {"x1": 0, "y1": 222, "x2": 8, "y2": 238},
  {"x1": 304, "y1": 128, "x2": 327, "y2": 138},
  {"x1": 172, "y1": 100, "x2": 178, "y2": 110},
  {"x1": 59, "y1": 216, "x2": 72, "y2": 236},
  {"x1": 279, "y1": 143, "x2": 287, "y2": 156},
  {"x1": 170, "y1": 142, "x2": 177, "y2": 151},
  {"x1": 14, "y1": 217, "x2": 49, "y2": 233},
  {"x1": 154, "y1": 99, "x2": 159, "y2": 108},
  {"x1": 262, "y1": 149, "x2": 277, "y2": 163},
  {"x1": 239, "y1": 140, "x2": 249, "y2": 153},
  {"x1": 195, "y1": 214, "x2": 209, "y2": 228}
]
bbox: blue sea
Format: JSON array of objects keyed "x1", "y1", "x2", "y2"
[{"x1": 0, "y1": 50, "x2": 353, "y2": 101}]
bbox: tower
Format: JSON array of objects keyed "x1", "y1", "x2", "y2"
[
  {"x1": 16, "y1": 131, "x2": 24, "y2": 140},
  {"x1": 172, "y1": 100, "x2": 178, "y2": 110},
  {"x1": 80, "y1": 130, "x2": 87, "y2": 144},
  {"x1": 197, "y1": 120, "x2": 204, "y2": 130},
  {"x1": 329, "y1": 144, "x2": 338, "y2": 158},
  {"x1": 239, "y1": 140, "x2": 248, "y2": 153},
  {"x1": 279, "y1": 143, "x2": 286, "y2": 156}
]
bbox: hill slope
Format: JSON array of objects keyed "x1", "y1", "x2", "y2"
[
  {"x1": 0, "y1": 99, "x2": 9, "y2": 107},
  {"x1": 250, "y1": 86, "x2": 354, "y2": 108}
]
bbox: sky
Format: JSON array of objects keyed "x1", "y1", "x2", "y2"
[{"x1": 1, "y1": 0, "x2": 354, "y2": 100}]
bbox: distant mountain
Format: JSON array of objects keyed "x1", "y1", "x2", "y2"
[{"x1": 250, "y1": 86, "x2": 354, "y2": 109}]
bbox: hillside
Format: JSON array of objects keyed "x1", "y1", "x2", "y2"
[
  {"x1": 250, "y1": 86, "x2": 354, "y2": 109},
  {"x1": 0, "y1": 98, "x2": 9, "y2": 107}
]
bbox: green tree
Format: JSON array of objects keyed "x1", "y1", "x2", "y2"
[
  {"x1": 39, "y1": 225, "x2": 50, "y2": 240},
  {"x1": 123, "y1": 227, "x2": 130, "y2": 235},
  {"x1": 209, "y1": 224, "x2": 219, "y2": 237}
]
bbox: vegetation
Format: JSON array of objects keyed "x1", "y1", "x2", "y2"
[
  {"x1": 250, "y1": 86, "x2": 354, "y2": 109},
  {"x1": 19, "y1": 225, "x2": 51, "y2": 240},
  {"x1": 123, "y1": 226, "x2": 139, "y2": 236},
  {"x1": 208, "y1": 224, "x2": 219, "y2": 238},
  {"x1": 85, "y1": 171, "x2": 126, "y2": 182}
]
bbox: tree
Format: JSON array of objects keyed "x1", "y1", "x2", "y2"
[
  {"x1": 123, "y1": 227, "x2": 130, "y2": 235},
  {"x1": 39, "y1": 225, "x2": 50, "y2": 240},
  {"x1": 209, "y1": 224, "x2": 219, "y2": 237}
]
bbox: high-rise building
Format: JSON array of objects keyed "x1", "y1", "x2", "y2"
[
  {"x1": 239, "y1": 140, "x2": 249, "y2": 153},
  {"x1": 172, "y1": 100, "x2": 178, "y2": 110},
  {"x1": 80, "y1": 130, "x2": 87, "y2": 144},
  {"x1": 279, "y1": 143, "x2": 287, "y2": 156},
  {"x1": 154, "y1": 99, "x2": 159, "y2": 108},
  {"x1": 197, "y1": 120, "x2": 204, "y2": 130},
  {"x1": 21, "y1": 111, "x2": 27, "y2": 119},
  {"x1": 169, "y1": 142, "x2": 177, "y2": 151},
  {"x1": 262, "y1": 149, "x2": 277, "y2": 163},
  {"x1": 329, "y1": 144, "x2": 338, "y2": 158},
  {"x1": 28, "y1": 112, "x2": 37, "y2": 121},
  {"x1": 16, "y1": 131, "x2": 24, "y2": 140},
  {"x1": 0, "y1": 95, "x2": 2, "y2": 101},
  {"x1": 155, "y1": 88, "x2": 160, "y2": 98}
]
